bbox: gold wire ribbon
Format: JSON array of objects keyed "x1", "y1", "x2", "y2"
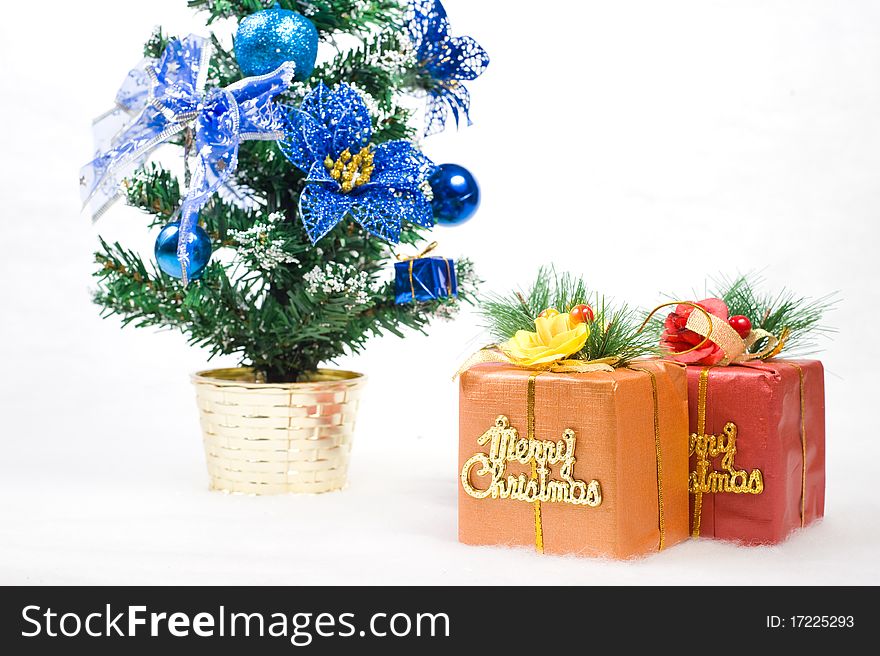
[
  {"x1": 786, "y1": 362, "x2": 808, "y2": 528},
  {"x1": 396, "y1": 241, "x2": 452, "y2": 302},
  {"x1": 692, "y1": 366, "x2": 712, "y2": 537},
  {"x1": 628, "y1": 365, "x2": 666, "y2": 551},
  {"x1": 524, "y1": 367, "x2": 666, "y2": 553},
  {"x1": 683, "y1": 309, "x2": 781, "y2": 364},
  {"x1": 527, "y1": 373, "x2": 544, "y2": 553},
  {"x1": 640, "y1": 301, "x2": 789, "y2": 365},
  {"x1": 453, "y1": 346, "x2": 618, "y2": 380}
]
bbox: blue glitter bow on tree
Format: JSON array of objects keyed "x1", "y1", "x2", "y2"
[
  {"x1": 279, "y1": 83, "x2": 436, "y2": 243},
  {"x1": 408, "y1": 0, "x2": 490, "y2": 136},
  {"x1": 80, "y1": 34, "x2": 295, "y2": 283}
]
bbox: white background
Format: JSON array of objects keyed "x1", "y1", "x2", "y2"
[{"x1": 1, "y1": 0, "x2": 879, "y2": 585}]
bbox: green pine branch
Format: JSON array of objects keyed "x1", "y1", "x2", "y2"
[
  {"x1": 710, "y1": 273, "x2": 838, "y2": 356},
  {"x1": 207, "y1": 33, "x2": 244, "y2": 87},
  {"x1": 123, "y1": 163, "x2": 181, "y2": 224},
  {"x1": 144, "y1": 28, "x2": 171, "y2": 58},
  {"x1": 480, "y1": 267, "x2": 657, "y2": 365},
  {"x1": 95, "y1": 222, "x2": 480, "y2": 381}
]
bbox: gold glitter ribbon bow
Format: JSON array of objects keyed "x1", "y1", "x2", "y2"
[
  {"x1": 453, "y1": 346, "x2": 618, "y2": 380},
  {"x1": 641, "y1": 301, "x2": 789, "y2": 365},
  {"x1": 396, "y1": 241, "x2": 453, "y2": 301}
]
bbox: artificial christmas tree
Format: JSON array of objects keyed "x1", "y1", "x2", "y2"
[{"x1": 81, "y1": 0, "x2": 488, "y2": 493}]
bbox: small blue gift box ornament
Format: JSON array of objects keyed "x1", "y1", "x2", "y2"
[{"x1": 394, "y1": 242, "x2": 458, "y2": 304}]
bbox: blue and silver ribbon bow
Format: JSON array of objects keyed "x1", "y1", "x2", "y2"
[{"x1": 80, "y1": 34, "x2": 295, "y2": 283}]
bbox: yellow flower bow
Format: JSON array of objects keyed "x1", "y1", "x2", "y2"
[{"x1": 501, "y1": 311, "x2": 590, "y2": 366}]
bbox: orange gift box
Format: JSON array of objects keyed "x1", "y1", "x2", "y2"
[
  {"x1": 686, "y1": 360, "x2": 825, "y2": 544},
  {"x1": 458, "y1": 360, "x2": 690, "y2": 559}
]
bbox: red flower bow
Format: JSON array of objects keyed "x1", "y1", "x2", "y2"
[{"x1": 660, "y1": 298, "x2": 729, "y2": 365}]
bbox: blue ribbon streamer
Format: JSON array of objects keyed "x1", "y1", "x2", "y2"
[{"x1": 80, "y1": 34, "x2": 295, "y2": 283}]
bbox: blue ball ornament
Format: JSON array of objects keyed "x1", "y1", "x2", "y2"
[
  {"x1": 429, "y1": 163, "x2": 481, "y2": 226},
  {"x1": 235, "y1": 6, "x2": 319, "y2": 80},
  {"x1": 154, "y1": 222, "x2": 212, "y2": 280}
]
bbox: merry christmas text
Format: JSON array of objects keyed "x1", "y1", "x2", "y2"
[
  {"x1": 460, "y1": 415, "x2": 602, "y2": 507},
  {"x1": 689, "y1": 422, "x2": 764, "y2": 495}
]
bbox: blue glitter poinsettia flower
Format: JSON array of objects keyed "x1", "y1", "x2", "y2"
[
  {"x1": 279, "y1": 83, "x2": 436, "y2": 243},
  {"x1": 408, "y1": 0, "x2": 490, "y2": 136}
]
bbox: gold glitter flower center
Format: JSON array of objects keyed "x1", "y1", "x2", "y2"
[{"x1": 324, "y1": 146, "x2": 375, "y2": 193}]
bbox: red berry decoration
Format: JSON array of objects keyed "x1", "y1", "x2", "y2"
[
  {"x1": 728, "y1": 314, "x2": 752, "y2": 338},
  {"x1": 569, "y1": 304, "x2": 595, "y2": 325}
]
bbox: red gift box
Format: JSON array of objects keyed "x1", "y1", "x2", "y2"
[{"x1": 687, "y1": 360, "x2": 825, "y2": 544}]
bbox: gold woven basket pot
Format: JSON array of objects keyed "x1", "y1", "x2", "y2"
[{"x1": 191, "y1": 367, "x2": 367, "y2": 495}]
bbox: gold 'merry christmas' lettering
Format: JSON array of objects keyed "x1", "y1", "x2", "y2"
[
  {"x1": 689, "y1": 422, "x2": 764, "y2": 495},
  {"x1": 461, "y1": 415, "x2": 602, "y2": 507}
]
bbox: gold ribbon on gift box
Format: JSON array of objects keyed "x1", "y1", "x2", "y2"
[
  {"x1": 527, "y1": 373, "x2": 545, "y2": 553},
  {"x1": 454, "y1": 346, "x2": 618, "y2": 380},
  {"x1": 679, "y1": 307, "x2": 789, "y2": 365},
  {"x1": 396, "y1": 241, "x2": 453, "y2": 302}
]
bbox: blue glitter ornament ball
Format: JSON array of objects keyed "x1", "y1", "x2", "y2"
[
  {"x1": 154, "y1": 222, "x2": 212, "y2": 280},
  {"x1": 429, "y1": 163, "x2": 480, "y2": 226},
  {"x1": 235, "y1": 6, "x2": 319, "y2": 80}
]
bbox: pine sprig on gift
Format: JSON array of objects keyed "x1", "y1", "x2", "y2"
[
  {"x1": 480, "y1": 268, "x2": 657, "y2": 365},
  {"x1": 710, "y1": 274, "x2": 838, "y2": 356},
  {"x1": 584, "y1": 301, "x2": 660, "y2": 365}
]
